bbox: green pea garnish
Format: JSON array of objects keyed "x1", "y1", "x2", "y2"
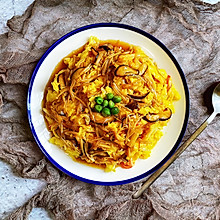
[
  {"x1": 106, "y1": 93, "x2": 114, "y2": 100},
  {"x1": 111, "y1": 107, "x2": 119, "y2": 115},
  {"x1": 108, "y1": 100, "x2": 115, "y2": 108},
  {"x1": 113, "y1": 95, "x2": 122, "y2": 103},
  {"x1": 102, "y1": 107, "x2": 111, "y2": 117},
  {"x1": 103, "y1": 100, "x2": 108, "y2": 107},
  {"x1": 94, "y1": 105, "x2": 103, "y2": 113},
  {"x1": 95, "y1": 96, "x2": 103, "y2": 105},
  {"x1": 93, "y1": 94, "x2": 121, "y2": 116}
]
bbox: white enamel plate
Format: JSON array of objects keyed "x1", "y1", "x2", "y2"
[{"x1": 27, "y1": 23, "x2": 189, "y2": 185}]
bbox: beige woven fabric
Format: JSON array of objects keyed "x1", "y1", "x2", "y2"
[{"x1": 0, "y1": 0, "x2": 219, "y2": 219}]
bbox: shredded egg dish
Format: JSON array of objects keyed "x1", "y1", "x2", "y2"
[{"x1": 42, "y1": 36, "x2": 180, "y2": 172}]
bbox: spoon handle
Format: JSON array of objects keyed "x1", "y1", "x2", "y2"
[{"x1": 132, "y1": 112, "x2": 217, "y2": 199}]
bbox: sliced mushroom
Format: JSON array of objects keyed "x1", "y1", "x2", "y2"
[
  {"x1": 70, "y1": 64, "x2": 92, "y2": 81},
  {"x1": 125, "y1": 99, "x2": 139, "y2": 110},
  {"x1": 91, "y1": 47, "x2": 99, "y2": 57},
  {"x1": 159, "y1": 107, "x2": 172, "y2": 121},
  {"x1": 128, "y1": 92, "x2": 149, "y2": 100},
  {"x1": 138, "y1": 63, "x2": 148, "y2": 75},
  {"x1": 58, "y1": 74, "x2": 66, "y2": 89},
  {"x1": 95, "y1": 50, "x2": 106, "y2": 66},
  {"x1": 143, "y1": 113, "x2": 160, "y2": 122},
  {"x1": 143, "y1": 107, "x2": 172, "y2": 123},
  {"x1": 115, "y1": 65, "x2": 139, "y2": 77},
  {"x1": 70, "y1": 67, "x2": 84, "y2": 81},
  {"x1": 99, "y1": 44, "x2": 113, "y2": 52},
  {"x1": 90, "y1": 112, "x2": 114, "y2": 124}
]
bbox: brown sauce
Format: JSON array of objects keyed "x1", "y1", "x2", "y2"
[{"x1": 73, "y1": 157, "x2": 105, "y2": 170}]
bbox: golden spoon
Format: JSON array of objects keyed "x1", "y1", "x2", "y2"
[{"x1": 133, "y1": 82, "x2": 220, "y2": 199}]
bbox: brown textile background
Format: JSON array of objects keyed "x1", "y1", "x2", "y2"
[{"x1": 0, "y1": 0, "x2": 219, "y2": 219}]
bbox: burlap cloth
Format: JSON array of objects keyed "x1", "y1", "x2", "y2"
[{"x1": 0, "y1": 0, "x2": 219, "y2": 219}]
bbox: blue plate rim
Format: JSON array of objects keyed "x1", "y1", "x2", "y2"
[{"x1": 27, "y1": 22, "x2": 190, "y2": 186}]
